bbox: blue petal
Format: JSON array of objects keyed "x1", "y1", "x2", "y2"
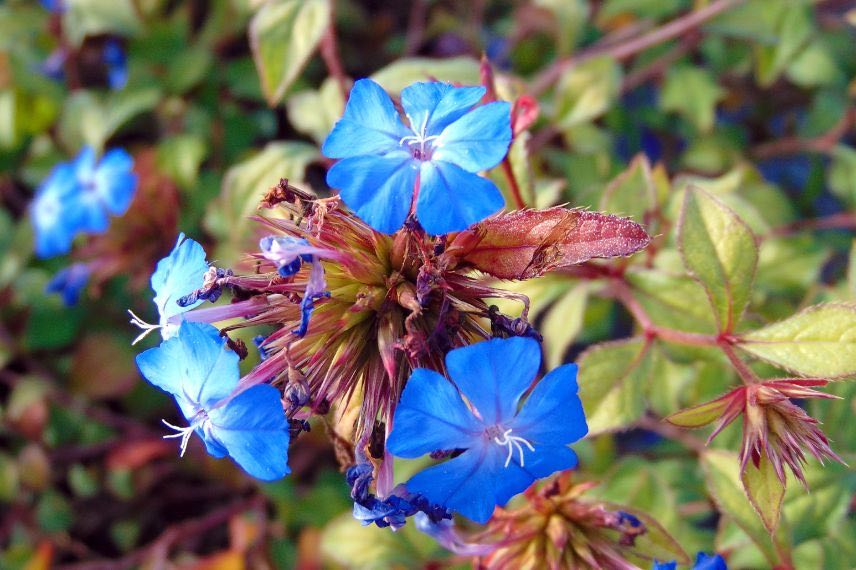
[
  {"x1": 416, "y1": 160, "x2": 503, "y2": 235},
  {"x1": 445, "y1": 337, "x2": 541, "y2": 426},
  {"x1": 404, "y1": 447, "x2": 498, "y2": 524},
  {"x1": 387, "y1": 368, "x2": 482, "y2": 459},
  {"x1": 45, "y1": 263, "x2": 90, "y2": 306},
  {"x1": 135, "y1": 322, "x2": 239, "y2": 417},
  {"x1": 494, "y1": 444, "x2": 578, "y2": 508},
  {"x1": 321, "y1": 78, "x2": 409, "y2": 159},
  {"x1": 31, "y1": 165, "x2": 81, "y2": 258},
  {"x1": 93, "y1": 149, "x2": 137, "y2": 215},
  {"x1": 694, "y1": 553, "x2": 727, "y2": 570},
  {"x1": 326, "y1": 152, "x2": 416, "y2": 234},
  {"x1": 71, "y1": 146, "x2": 97, "y2": 181},
  {"x1": 400, "y1": 82, "x2": 485, "y2": 137},
  {"x1": 433, "y1": 101, "x2": 512, "y2": 172},
  {"x1": 511, "y1": 363, "x2": 588, "y2": 446},
  {"x1": 151, "y1": 233, "x2": 209, "y2": 321},
  {"x1": 207, "y1": 384, "x2": 290, "y2": 481},
  {"x1": 652, "y1": 561, "x2": 677, "y2": 570}
]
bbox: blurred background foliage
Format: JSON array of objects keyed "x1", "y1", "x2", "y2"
[{"x1": 0, "y1": 0, "x2": 854, "y2": 568}]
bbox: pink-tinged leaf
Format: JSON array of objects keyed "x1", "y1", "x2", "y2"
[
  {"x1": 512, "y1": 95, "x2": 539, "y2": 135},
  {"x1": 445, "y1": 208, "x2": 650, "y2": 280}
]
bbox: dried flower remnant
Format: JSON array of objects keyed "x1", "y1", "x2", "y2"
[
  {"x1": 476, "y1": 474, "x2": 689, "y2": 570},
  {"x1": 667, "y1": 379, "x2": 843, "y2": 486}
]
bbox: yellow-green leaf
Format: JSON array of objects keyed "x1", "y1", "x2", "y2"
[
  {"x1": 738, "y1": 303, "x2": 856, "y2": 378},
  {"x1": 741, "y1": 452, "x2": 785, "y2": 535},
  {"x1": 370, "y1": 57, "x2": 481, "y2": 94},
  {"x1": 250, "y1": 0, "x2": 331, "y2": 106},
  {"x1": 541, "y1": 283, "x2": 589, "y2": 368},
  {"x1": 554, "y1": 56, "x2": 622, "y2": 128},
  {"x1": 63, "y1": 0, "x2": 141, "y2": 47},
  {"x1": 701, "y1": 450, "x2": 778, "y2": 564},
  {"x1": 665, "y1": 394, "x2": 731, "y2": 429},
  {"x1": 577, "y1": 337, "x2": 653, "y2": 434},
  {"x1": 660, "y1": 65, "x2": 725, "y2": 133},
  {"x1": 599, "y1": 154, "x2": 656, "y2": 227},
  {"x1": 678, "y1": 186, "x2": 758, "y2": 333}
]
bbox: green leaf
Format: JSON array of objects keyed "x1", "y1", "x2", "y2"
[
  {"x1": 63, "y1": 0, "x2": 141, "y2": 47},
  {"x1": 626, "y1": 269, "x2": 718, "y2": 335},
  {"x1": 286, "y1": 77, "x2": 345, "y2": 144},
  {"x1": 848, "y1": 240, "x2": 856, "y2": 299},
  {"x1": 156, "y1": 134, "x2": 209, "y2": 190},
  {"x1": 370, "y1": 57, "x2": 481, "y2": 94},
  {"x1": 786, "y1": 40, "x2": 843, "y2": 87},
  {"x1": 660, "y1": 66, "x2": 725, "y2": 133},
  {"x1": 678, "y1": 186, "x2": 759, "y2": 333},
  {"x1": 59, "y1": 89, "x2": 160, "y2": 152},
  {"x1": 249, "y1": 0, "x2": 331, "y2": 106},
  {"x1": 540, "y1": 283, "x2": 589, "y2": 368},
  {"x1": 554, "y1": 56, "x2": 622, "y2": 128},
  {"x1": 533, "y1": 0, "x2": 589, "y2": 55},
  {"x1": 577, "y1": 337, "x2": 653, "y2": 434},
  {"x1": 701, "y1": 450, "x2": 778, "y2": 564},
  {"x1": 741, "y1": 452, "x2": 785, "y2": 535},
  {"x1": 753, "y1": 2, "x2": 814, "y2": 87},
  {"x1": 738, "y1": 303, "x2": 856, "y2": 378},
  {"x1": 205, "y1": 142, "x2": 319, "y2": 262},
  {"x1": 666, "y1": 394, "x2": 731, "y2": 429},
  {"x1": 828, "y1": 145, "x2": 856, "y2": 208},
  {"x1": 599, "y1": 154, "x2": 656, "y2": 226}
]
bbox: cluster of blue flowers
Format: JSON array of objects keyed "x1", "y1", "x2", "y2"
[
  {"x1": 322, "y1": 79, "x2": 511, "y2": 235},
  {"x1": 133, "y1": 234, "x2": 290, "y2": 480},
  {"x1": 31, "y1": 146, "x2": 136, "y2": 306}
]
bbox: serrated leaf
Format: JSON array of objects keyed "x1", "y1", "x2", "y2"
[
  {"x1": 626, "y1": 269, "x2": 718, "y2": 335},
  {"x1": 205, "y1": 142, "x2": 319, "y2": 262},
  {"x1": 577, "y1": 337, "x2": 653, "y2": 434},
  {"x1": 701, "y1": 450, "x2": 778, "y2": 564},
  {"x1": 63, "y1": 0, "x2": 141, "y2": 47},
  {"x1": 738, "y1": 303, "x2": 856, "y2": 378},
  {"x1": 599, "y1": 154, "x2": 656, "y2": 225},
  {"x1": 660, "y1": 66, "x2": 725, "y2": 133},
  {"x1": 250, "y1": 0, "x2": 331, "y2": 106},
  {"x1": 370, "y1": 57, "x2": 481, "y2": 94},
  {"x1": 741, "y1": 452, "x2": 785, "y2": 535},
  {"x1": 678, "y1": 186, "x2": 759, "y2": 333},
  {"x1": 447, "y1": 207, "x2": 650, "y2": 280},
  {"x1": 541, "y1": 283, "x2": 588, "y2": 368},
  {"x1": 554, "y1": 56, "x2": 622, "y2": 128}
]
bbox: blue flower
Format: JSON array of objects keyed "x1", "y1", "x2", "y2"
[
  {"x1": 135, "y1": 322, "x2": 290, "y2": 481},
  {"x1": 694, "y1": 553, "x2": 727, "y2": 570},
  {"x1": 45, "y1": 263, "x2": 91, "y2": 306},
  {"x1": 387, "y1": 336, "x2": 588, "y2": 524},
  {"x1": 322, "y1": 79, "x2": 511, "y2": 235},
  {"x1": 103, "y1": 40, "x2": 128, "y2": 90},
  {"x1": 130, "y1": 233, "x2": 209, "y2": 344},
  {"x1": 653, "y1": 553, "x2": 727, "y2": 570},
  {"x1": 30, "y1": 146, "x2": 138, "y2": 259}
]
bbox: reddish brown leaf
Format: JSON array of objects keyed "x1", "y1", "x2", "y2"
[{"x1": 445, "y1": 208, "x2": 650, "y2": 280}]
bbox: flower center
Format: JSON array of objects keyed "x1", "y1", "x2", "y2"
[
  {"x1": 491, "y1": 427, "x2": 535, "y2": 468},
  {"x1": 399, "y1": 114, "x2": 440, "y2": 161},
  {"x1": 161, "y1": 409, "x2": 209, "y2": 457}
]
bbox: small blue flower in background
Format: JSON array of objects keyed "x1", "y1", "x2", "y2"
[
  {"x1": 653, "y1": 552, "x2": 727, "y2": 570},
  {"x1": 45, "y1": 262, "x2": 91, "y2": 306},
  {"x1": 129, "y1": 233, "x2": 209, "y2": 344},
  {"x1": 135, "y1": 322, "x2": 290, "y2": 481},
  {"x1": 694, "y1": 553, "x2": 727, "y2": 570},
  {"x1": 103, "y1": 40, "x2": 128, "y2": 90},
  {"x1": 40, "y1": 0, "x2": 64, "y2": 12},
  {"x1": 30, "y1": 146, "x2": 137, "y2": 258},
  {"x1": 387, "y1": 336, "x2": 588, "y2": 524},
  {"x1": 322, "y1": 79, "x2": 511, "y2": 235}
]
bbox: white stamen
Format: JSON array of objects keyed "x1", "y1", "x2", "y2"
[
  {"x1": 128, "y1": 309, "x2": 161, "y2": 345},
  {"x1": 161, "y1": 418, "x2": 196, "y2": 457},
  {"x1": 493, "y1": 428, "x2": 535, "y2": 468}
]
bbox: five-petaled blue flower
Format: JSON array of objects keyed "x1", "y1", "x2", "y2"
[
  {"x1": 387, "y1": 336, "x2": 588, "y2": 524},
  {"x1": 31, "y1": 146, "x2": 138, "y2": 258},
  {"x1": 129, "y1": 233, "x2": 209, "y2": 344},
  {"x1": 322, "y1": 79, "x2": 511, "y2": 236},
  {"x1": 135, "y1": 322, "x2": 290, "y2": 481}
]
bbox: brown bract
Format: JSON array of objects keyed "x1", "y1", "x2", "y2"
[{"x1": 444, "y1": 208, "x2": 650, "y2": 280}]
